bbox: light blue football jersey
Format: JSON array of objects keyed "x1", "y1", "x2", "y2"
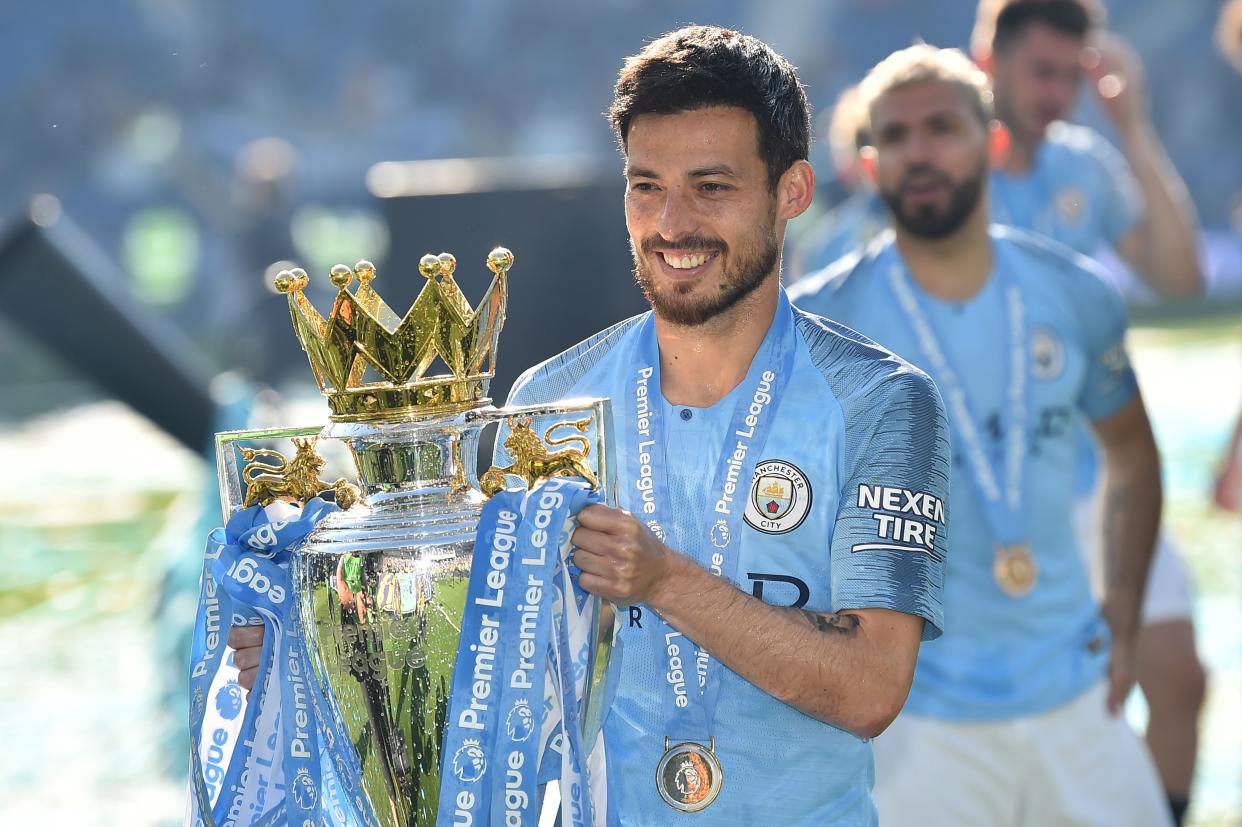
[
  {"x1": 497, "y1": 291, "x2": 951, "y2": 825},
  {"x1": 790, "y1": 227, "x2": 1138, "y2": 721},
  {"x1": 991, "y1": 122, "x2": 1144, "y2": 496},
  {"x1": 990, "y1": 121, "x2": 1142, "y2": 256}
]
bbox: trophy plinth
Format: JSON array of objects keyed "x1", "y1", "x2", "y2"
[{"x1": 210, "y1": 249, "x2": 615, "y2": 827}]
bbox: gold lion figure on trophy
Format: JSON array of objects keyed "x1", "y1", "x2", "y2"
[
  {"x1": 480, "y1": 416, "x2": 600, "y2": 497},
  {"x1": 240, "y1": 437, "x2": 361, "y2": 509}
]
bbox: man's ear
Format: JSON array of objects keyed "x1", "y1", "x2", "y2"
[
  {"x1": 975, "y1": 51, "x2": 995, "y2": 77},
  {"x1": 777, "y1": 159, "x2": 817, "y2": 220},
  {"x1": 858, "y1": 146, "x2": 879, "y2": 187},
  {"x1": 988, "y1": 119, "x2": 1011, "y2": 169}
]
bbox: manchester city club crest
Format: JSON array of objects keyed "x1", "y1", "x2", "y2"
[
  {"x1": 452, "y1": 739, "x2": 487, "y2": 782},
  {"x1": 1031, "y1": 326, "x2": 1066, "y2": 381},
  {"x1": 744, "y1": 460, "x2": 812, "y2": 534},
  {"x1": 506, "y1": 699, "x2": 535, "y2": 742}
]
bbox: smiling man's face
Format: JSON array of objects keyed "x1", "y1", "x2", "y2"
[{"x1": 623, "y1": 106, "x2": 783, "y2": 326}]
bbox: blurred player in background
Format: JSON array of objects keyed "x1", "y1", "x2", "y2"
[
  {"x1": 791, "y1": 45, "x2": 1170, "y2": 826},
  {"x1": 971, "y1": 4, "x2": 1206, "y2": 821}
]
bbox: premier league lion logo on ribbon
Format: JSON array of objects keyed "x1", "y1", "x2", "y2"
[
  {"x1": 292, "y1": 767, "x2": 319, "y2": 810},
  {"x1": 452, "y1": 739, "x2": 487, "y2": 782},
  {"x1": 215, "y1": 680, "x2": 244, "y2": 721},
  {"x1": 506, "y1": 699, "x2": 535, "y2": 743}
]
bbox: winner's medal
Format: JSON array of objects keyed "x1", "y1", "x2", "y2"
[
  {"x1": 993, "y1": 543, "x2": 1038, "y2": 597},
  {"x1": 656, "y1": 738, "x2": 723, "y2": 813},
  {"x1": 890, "y1": 259, "x2": 1035, "y2": 601}
]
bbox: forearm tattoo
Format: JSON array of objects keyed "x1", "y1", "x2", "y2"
[{"x1": 797, "y1": 609, "x2": 861, "y2": 636}]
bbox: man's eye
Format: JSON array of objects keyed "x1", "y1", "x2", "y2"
[
  {"x1": 700, "y1": 182, "x2": 730, "y2": 192},
  {"x1": 629, "y1": 181, "x2": 657, "y2": 192}
]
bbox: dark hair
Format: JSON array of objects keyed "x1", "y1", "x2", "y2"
[
  {"x1": 608, "y1": 25, "x2": 810, "y2": 189},
  {"x1": 992, "y1": 0, "x2": 1097, "y2": 54}
]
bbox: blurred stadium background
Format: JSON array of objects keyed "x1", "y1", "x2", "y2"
[{"x1": 0, "y1": 1, "x2": 1238, "y2": 824}]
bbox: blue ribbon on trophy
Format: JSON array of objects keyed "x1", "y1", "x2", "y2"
[
  {"x1": 188, "y1": 497, "x2": 373, "y2": 827},
  {"x1": 437, "y1": 477, "x2": 604, "y2": 826}
]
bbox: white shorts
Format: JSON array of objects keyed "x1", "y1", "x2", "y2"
[
  {"x1": 1072, "y1": 497, "x2": 1194, "y2": 625},
  {"x1": 872, "y1": 683, "x2": 1172, "y2": 827}
]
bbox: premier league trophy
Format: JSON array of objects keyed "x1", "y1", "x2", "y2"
[{"x1": 189, "y1": 249, "x2": 616, "y2": 827}]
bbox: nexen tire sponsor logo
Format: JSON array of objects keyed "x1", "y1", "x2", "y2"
[{"x1": 853, "y1": 484, "x2": 945, "y2": 560}]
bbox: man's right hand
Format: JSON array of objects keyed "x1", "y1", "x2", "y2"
[{"x1": 228, "y1": 625, "x2": 266, "y2": 693}]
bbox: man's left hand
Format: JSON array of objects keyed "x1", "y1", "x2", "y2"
[
  {"x1": 1084, "y1": 32, "x2": 1149, "y2": 133},
  {"x1": 571, "y1": 504, "x2": 674, "y2": 605}
]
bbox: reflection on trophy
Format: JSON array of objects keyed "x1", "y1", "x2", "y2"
[{"x1": 213, "y1": 248, "x2": 615, "y2": 826}]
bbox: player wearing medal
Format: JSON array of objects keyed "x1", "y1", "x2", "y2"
[
  {"x1": 498, "y1": 25, "x2": 951, "y2": 825},
  {"x1": 790, "y1": 45, "x2": 1169, "y2": 826},
  {"x1": 972, "y1": 4, "x2": 1207, "y2": 822}
]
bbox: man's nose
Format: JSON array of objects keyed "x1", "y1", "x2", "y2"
[
  {"x1": 656, "y1": 187, "x2": 699, "y2": 240},
  {"x1": 902, "y1": 130, "x2": 934, "y2": 165}
]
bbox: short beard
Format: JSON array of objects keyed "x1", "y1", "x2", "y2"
[
  {"x1": 881, "y1": 157, "x2": 987, "y2": 240},
  {"x1": 632, "y1": 223, "x2": 779, "y2": 327}
]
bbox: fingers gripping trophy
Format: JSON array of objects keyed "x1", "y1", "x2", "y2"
[{"x1": 187, "y1": 248, "x2": 617, "y2": 827}]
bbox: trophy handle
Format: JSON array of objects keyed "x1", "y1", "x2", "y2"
[
  {"x1": 214, "y1": 425, "x2": 330, "y2": 521},
  {"x1": 467, "y1": 397, "x2": 619, "y2": 754},
  {"x1": 466, "y1": 396, "x2": 618, "y2": 508}
]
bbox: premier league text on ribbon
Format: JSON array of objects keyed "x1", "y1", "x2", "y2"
[
  {"x1": 458, "y1": 504, "x2": 550, "y2": 731},
  {"x1": 450, "y1": 486, "x2": 571, "y2": 826},
  {"x1": 715, "y1": 370, "x2": 776, "y2": 516},
  {"x1": 634, "y1": 366, "x2": 659, "y2": 527}
]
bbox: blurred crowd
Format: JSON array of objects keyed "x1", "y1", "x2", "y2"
[{"x1": 3, "y1": 0, "x2": 1241, "y2": 399}]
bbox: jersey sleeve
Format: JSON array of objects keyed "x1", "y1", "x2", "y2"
[
  {"x1": 1073, "y1": 259, "x2": 1139, "y2": 420},
  {"x1": 1090, "y1": 133, "x2": 1143, "y2": 246},
  {"x1": 830, "y1": 368, "x2": 951, "y2": 640}
]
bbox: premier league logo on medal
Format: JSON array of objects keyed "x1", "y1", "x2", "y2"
[
  {"x1": 452, "y1": 739, "x2": 487, "y2": 782},
  {"x1": 656, "y1": 739, "x2": 723, "y2": 813},
  {"x1": 744, "y1": 460, "x2": 812, "y2": 534},
  {"x1": 506, "y1": 699, "x2": 535, "y2": 743}
]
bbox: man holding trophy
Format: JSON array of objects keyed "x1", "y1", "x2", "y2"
[
  {"x1": 500, "y1": 25, "x2": 951, "y2": 823},
  {"x1": 210, "y1": 25, "x2": 951, "y2": 826}
]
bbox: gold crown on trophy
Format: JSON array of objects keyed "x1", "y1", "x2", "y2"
[{"x1": 274, "y1": 247, "x2": 513, "y2": 421}]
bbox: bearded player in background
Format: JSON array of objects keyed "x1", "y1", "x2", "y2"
[{"x1": 971, "y1": 4, "x2": 1207, "y2": 821}]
